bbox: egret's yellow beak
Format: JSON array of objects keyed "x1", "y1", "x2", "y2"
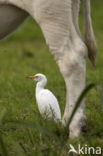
[{"x1": 27, "y1": 75, "x2": 36, "y2": 79}]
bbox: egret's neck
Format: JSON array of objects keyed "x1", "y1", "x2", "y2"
[{"x1": 36, "y1": 79, "x2": 47, "y2": 93}]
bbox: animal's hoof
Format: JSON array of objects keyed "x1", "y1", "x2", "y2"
[
  {"x1": 69, "y1": 118, "x2": 87, "y2": 139},
  {"x1": 69, "y1": 129, "x2": 81, "y2": 139},
  {"x1": 81, "y1": 125, "x2": 87, "y2": 133}
]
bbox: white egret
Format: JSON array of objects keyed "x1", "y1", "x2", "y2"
[{"x1": 28, "y1": 73, "x2": 61, "y2": 122}]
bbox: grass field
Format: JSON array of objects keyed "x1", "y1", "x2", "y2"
[{"x1": 0, "y1": 0, "x2": 103, "y2": 155}]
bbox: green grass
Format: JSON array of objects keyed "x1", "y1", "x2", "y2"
[{"x1": 0, "y1": 0, "x2": 103, "y2": 155}]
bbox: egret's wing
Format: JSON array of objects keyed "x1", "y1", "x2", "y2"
[{"x1": 38, "y1": 89, "x2": 61, "y2": 120}]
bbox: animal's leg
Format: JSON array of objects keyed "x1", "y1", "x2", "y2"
[
  {"x1": 72, "y1": 0, "x2": 81, "y2": 38},
  {"x1": 60, "y1": 41, "x2": 87, "y2": 139},
  {"x1": 83, "y1": 0, "x2": 98, "y2": 66},
  {"x1": 0, "y1": 4, "x2": 28, "y2": 40},
  {"x1": 31, "y1": 0, "x2": 87, "y2": 138}
]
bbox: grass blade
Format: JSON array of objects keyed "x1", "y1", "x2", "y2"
[
  {"x1": 27, "y1": 129, "x2": 35, "y2": 146},
  {"x1": 0, "y1": 134, "x2": 8, "y2": 156},
  {"x1": 66, "y1": 84, "x2": 95, "y2": 128},
  {"x1": 96, "y1": 85, "x2": 103, "y2": 110},
  {"x1": 0, "y1": 108, "x2": 6, "y2": 125},
  {"x1": 8, "y1": 121, "x2": 68, "y2": 152}
]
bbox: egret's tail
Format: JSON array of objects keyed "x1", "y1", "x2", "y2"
[{"x1": 83, "y1": 0, "x2": 98, "y2": 67}]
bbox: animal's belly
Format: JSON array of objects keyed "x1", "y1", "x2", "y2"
[{"x1": 0, "y1": 4, "x2": 29, "y2": 39}]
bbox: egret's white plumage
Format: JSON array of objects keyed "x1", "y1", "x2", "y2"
[{"x1": 28, "y1": 73, "x2": 61, "y2": 121}]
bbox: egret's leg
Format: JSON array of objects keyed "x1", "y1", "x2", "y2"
[{"x1": 30, "y1": 0, "x2": 87, "y2": 138}]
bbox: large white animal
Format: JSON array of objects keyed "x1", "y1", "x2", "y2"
[{"x1": 0, "y1": 0, "x2": 97, "y2": 138}]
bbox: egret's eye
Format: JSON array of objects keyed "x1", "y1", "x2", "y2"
[{"x1": 39, "y1": 77, "x2": 42, "y2": 80}]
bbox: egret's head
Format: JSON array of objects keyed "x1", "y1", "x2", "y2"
[{"x1": 28, "y1": 73, "x2": 47, "y2": 86}]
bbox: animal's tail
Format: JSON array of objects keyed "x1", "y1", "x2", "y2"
[{"x1": 83, "y1": 0, "x2": 98, "y2": 67}]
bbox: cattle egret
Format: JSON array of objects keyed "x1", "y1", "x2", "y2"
[{"x1": 28, "y1": 73, "x2": 61, "y2": 122}]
